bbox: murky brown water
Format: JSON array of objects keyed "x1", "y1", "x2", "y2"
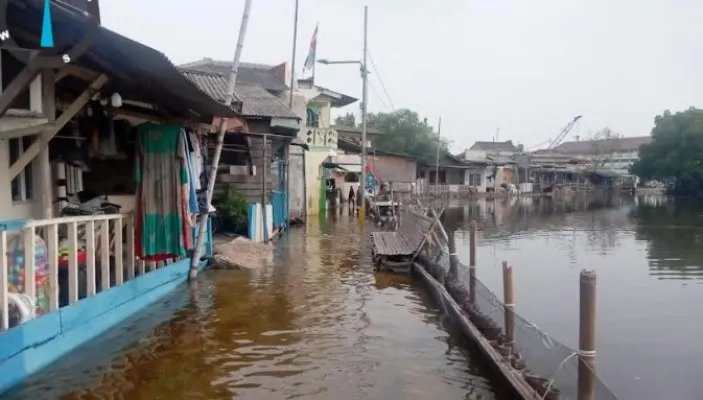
[{"x1": 8, "y1": 212, "x2": 504, "y2": 400}]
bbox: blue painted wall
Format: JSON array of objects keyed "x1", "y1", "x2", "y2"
[{"x1": 0, "y1": 218, "x2": 213, "y2": 395}]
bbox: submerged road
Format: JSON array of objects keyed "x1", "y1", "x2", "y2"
[{"x1": 8, "y1": 213, "x2": 507, "y2": 400}]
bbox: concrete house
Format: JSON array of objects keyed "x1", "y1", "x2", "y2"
[
  {"x1": 178, "y1": 65, "x2": 301, "y2": 205},
  {"x1": 550, "y1": 136, "x2": 651, "y2": 175}
]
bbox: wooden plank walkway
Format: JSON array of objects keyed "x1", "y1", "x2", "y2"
[
  {"x1": 371, "y1": 209, "x2": 435, "y2": 256},
  {"x1": 370, "y1": 232, "x2": 414, "y2": 255}
]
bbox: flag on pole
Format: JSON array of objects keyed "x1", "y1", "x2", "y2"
[{"x1": 303, "y1": 24, "x2": 318, "y2": 73}]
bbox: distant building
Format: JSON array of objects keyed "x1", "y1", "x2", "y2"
[
  {"x1": 551, "y1": 136, "x2": 651, "y2": 174},
  {"x1": 469, "y1": 140, "x2": 518, "y2": 153}
]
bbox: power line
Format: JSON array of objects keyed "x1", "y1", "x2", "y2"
[
  {"x1": 366, "y1": 49, "x2": 395, "y2": 110},
  {"x1": 368, "y1": 80, "x2": 391, "y2": 111}
]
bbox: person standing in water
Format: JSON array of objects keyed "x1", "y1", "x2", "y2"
[{"x1": 348, "y1": 186, "x2": 356, "y2": 209}]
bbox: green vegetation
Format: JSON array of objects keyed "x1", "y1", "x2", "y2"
[
  {"x1": 630, "y1": 107, "x2": 703, "y2": 196},
  {"x1": 334, "y1": 108, "x2": 449, "y2": 161},
  {"x1": 214, "y1": 188, "x2": 248, "y2": 234}
]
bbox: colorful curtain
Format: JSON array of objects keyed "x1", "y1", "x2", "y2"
[{"x1": 135, "y1": 123, "x2": 192, "y2": 261}]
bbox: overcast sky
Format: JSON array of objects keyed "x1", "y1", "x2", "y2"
[{"x1": 101, "y1": 0, "x2": 702, "y2": 152}]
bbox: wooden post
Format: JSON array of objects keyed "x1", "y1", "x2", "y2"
[
  {"x1": 40, "y1": 69, "x2": 56, "y2": 218},
  {"x1": 469, "y1": 220, "x2": 477, "y2": 304},
  {"x1": 9, "y1": 74, "x2": 108, "y2": 180},
  {"x1": 469, "y1": 220, "x2": 477, "y2": 267},
  {"x1": 447, "y1": 229, "x2": 458, "y2": 277},
  {"x1": 261, "y1": 133, "x2": 268, "y2": 241},
  {"x1": 502, "y1": 261, "x2": 515, "y2": 361},
  {"x1": 578, "y1": 269, "x2": 597, "y2": 400}
]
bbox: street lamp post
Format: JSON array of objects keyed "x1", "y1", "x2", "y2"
[{"x1": 317, "y1": 6, "x2": 369, "y2": 220}]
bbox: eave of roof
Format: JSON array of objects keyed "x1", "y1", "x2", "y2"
[
  {"x1": 313, "y1": 86, "x2": 357, "y2": 108},
  {"x1": 331, "y1": 124, "x2": 383, "y2": 135},
  {"x1": 9, "y1": 0, "x2": 235, "y2": 122},
  {"x1": 180, "y1": 69, "x2": 298, "y2": 119}
]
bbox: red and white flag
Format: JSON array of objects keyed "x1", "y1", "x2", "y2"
[{"x1": 303, "y1": 24, "x2": 318, "y2": 73}]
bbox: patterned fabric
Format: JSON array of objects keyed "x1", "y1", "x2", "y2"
[
  {"x1": 5, "y1": 232, "x2": 50, "y2": 315},
  {"x1": 135, "y1": 123, "x2": 192, "y2": 259}
]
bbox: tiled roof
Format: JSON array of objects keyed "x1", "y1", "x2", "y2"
[
  {"x1": 552, "y1": 136, "x2": 651, "y2": 154},
  {"x1": 469, "y1": 140, "x2": 518, "y2": 151},
  {"x1": 180, "y1": 69, "x2": 298, "y2": 119},
  {"x1": 179, "y1": 59, "x2": 288, "y2": 92}
]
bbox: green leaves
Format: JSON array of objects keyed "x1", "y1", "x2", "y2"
[
  {"x1": 631, "y1": 107, "x2": 703, "y2": 195},
  {"x1": 334, "y1": 108, "x2": 448, "y2": 160}
]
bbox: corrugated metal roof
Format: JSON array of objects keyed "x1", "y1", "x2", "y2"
[
  {"x1": 180, "y1": 69, "x2": 298, "y2": 119},
  {"x1": 552, "y1": 136, "x2": 651, "y2": 154},
  {"x1": 8, "y1": 0, "x2": 235, "y2": 121},
  {"x1": 469, "y1": 140, "x2": 518, "y2": 151},
  {"x1": 179, "y1": 59, "x2": 289, "y2": 92}
]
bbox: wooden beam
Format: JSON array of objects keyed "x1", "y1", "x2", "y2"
[
  {"x1": 55, "y1": 65, "x2": 100, "y2": 83},
  {"x1": 113, "y1": 107, "x2": 212, "y2": 130},
  {"x1": 9, "y1": 74, "x2": 109, "y2": 180},
  {"x1": 0, "y1": 62, "x2": 41, "y2": 117},
  {"x1": 0, "y1": 122, "x2": 54, "y2": 140},
  {"x1": 40, "y1": 69, "x2": 56, "y2": 218}
]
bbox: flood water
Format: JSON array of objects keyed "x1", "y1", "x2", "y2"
[
  {"x1": 7, "y1": 212, "x2": 506, "y2": 400},
  {"x1": 444, "y1": 194, "x2": 703, "y2": 400}
]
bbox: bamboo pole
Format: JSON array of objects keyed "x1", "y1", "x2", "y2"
[
  {"x1": 469, "y1": 220, "x2": 477, "y2": 304},
  {"x1": 502, "y1": 261, "x2": 515, "y2": 362},
  {"x1": 189, "y1": 0, "x2": 253, "y2": 280},
  {"x1": 578, "y1": 269, "x2": 597, "y2": 400},
  {"x1": 262, "y1": 133, "x2": 268, "y2": 241},
  {"x1": 469, "y1": 220, "x2": 477, "y2": 267},
  {"x1": 447, "y1": 229, "x2": 458, "y2": 277}
]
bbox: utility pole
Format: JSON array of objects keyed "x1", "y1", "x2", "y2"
[
  {"x1": 286, "y1": 0, "x2": 300, "y2": 232},
  {"x1": 358, "y1": 5, "x2": 369, "y2": 220},
  {"x1": 189, "y1": 0, "x2": 252, "y2": 280},
  {"x1": 434, "y1": 117, "x2": 442, "y2": 187}
]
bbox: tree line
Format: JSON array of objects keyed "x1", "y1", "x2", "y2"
[
  {"x1": 334, "y1": 109, "x2": 450, "y2": 163},
  {"x1": 333, "y1": 106, "x2": 703, "y2": 197},
  {"x1": 630, "y1": 107, "x2": 703, "y2": 196}
]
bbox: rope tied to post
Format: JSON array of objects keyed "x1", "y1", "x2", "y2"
[{"x1": 539, "y1": 349, "x2": 597, "y2": 400}]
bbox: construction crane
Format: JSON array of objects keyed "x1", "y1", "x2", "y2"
[{"x1": 548, "y1": 115, "x2": 582, "y2": 150}]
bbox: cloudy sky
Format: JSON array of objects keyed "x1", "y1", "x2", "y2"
[{"x1": 101, "y1": 0, "x2": 702, "y2": 152}]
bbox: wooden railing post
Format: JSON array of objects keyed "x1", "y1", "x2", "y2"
[
  {"x1": 99, "y1": 220, "x2": 110, "y2": 291},
  {"x1": 502, "y1": 261, "x2": 515, "y2": 362},
  {"x1": 0, "y1": 231, "x2": 8, "y2": 330},
  {"x1": 85, "y1": 220, "x2": 97, "y2": 297},
  {"x1": 67, "y1": 222, "x2": 79, "y2": 304},
  {"x1": 578, "y1": 269, "x2": 597, "y2": 400},
  {"x1": 125, "y1": 215, "x2": 136, "y2": 279},
  {"x1": 46, "y1": 224, "x2": 59, "y2": 311},
  {"x1": 23, "y1": 226, "x2": 36, "y2": 302},
  {"x1": 114, "y1": 217, "x2": 124, "y2": 285}
]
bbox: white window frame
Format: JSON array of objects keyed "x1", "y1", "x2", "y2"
[
  {"x1": 9, "y1": 136, "x2": 34, "y2": 203},
  {"x1": 468, "y1": 172, "x2": 482, "y2": 186}
]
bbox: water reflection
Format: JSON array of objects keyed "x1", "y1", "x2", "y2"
[
  {"x1": 8, "y1": 213, "x2": 502, "y2": 400},
  {"x1": 630, "y1": 199, "x2": 703, "y2": 280},
  {"x1": 444, "y1": 194, "x2": 703, "y2": 400}
]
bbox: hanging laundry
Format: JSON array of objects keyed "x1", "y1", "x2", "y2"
[
  {"x1": 182, "y1": 129, "x2": 199, "y2": 214},
  {"x1": 86, "y1": 102, "x2": 123, "y2": 159},
  {"x1": 135, "y1": 123, "x2": 192, "y2": 261}
]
